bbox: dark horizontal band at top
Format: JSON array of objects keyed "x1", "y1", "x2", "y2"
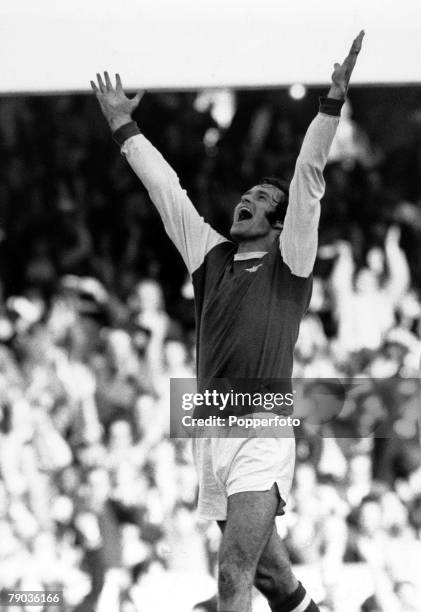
[{"x1": 112, "y1": 98, "x2": 343, "y2": 148}]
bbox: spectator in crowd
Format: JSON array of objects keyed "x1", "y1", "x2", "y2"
[{"x1": 0, "y1": 88, "x2": 421, "y2": 610}]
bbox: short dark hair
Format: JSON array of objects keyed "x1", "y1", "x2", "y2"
[{"x1": 259, "y1": 176, "x2": 289, "y2": 224}]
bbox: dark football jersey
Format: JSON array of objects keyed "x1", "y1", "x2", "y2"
[{"x1": 193, "y1": 240, "x2": 312, "y2": 396}]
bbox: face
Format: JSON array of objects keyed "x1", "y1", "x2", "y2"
[
  {"x1": 359, "y1": 501, "x2": 382, "y2": 535},
  {"x1": 230, "y1": 184, "x2": 284, "y2": 241},
  {"x1": 131, "y1": 280, "x2": 163, "y2": 312},
  {"x1": 164, "y1": 340, "x2": 187, "y2": 368},
  {"x1": 87, "y1": 468, "x2": 111, "y2": 506},
  {"x1": 355, "y1": 268, "x2": 379, "y2": 294},
  {"x1": 348, "y1": 454, "x2": 372, "y2": 485},
  {"x1": 109, "y1": 420, "x2": 133, "y2": 449},
  {"x1": 106, "y1": 329, "x2": 132, "y2": 362}
]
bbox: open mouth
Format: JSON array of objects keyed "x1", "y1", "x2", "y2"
[{"x1": 237, "y1": 206, "x2": 253, "y2": 222}]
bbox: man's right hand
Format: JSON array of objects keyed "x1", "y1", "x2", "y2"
[{"x1": 90, "y1": 72, "x2": 143, "y2": 132}]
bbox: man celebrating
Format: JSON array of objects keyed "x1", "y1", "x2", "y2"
[{"x1": 92, "y1": 30, "x2": 364, "y2": 612}]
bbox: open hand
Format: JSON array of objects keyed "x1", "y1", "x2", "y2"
[
  {"x1": 330, "y1": 30, "x2": 365, "y2": 99},
  {"x1": 91, "y1": 72, "x2": 143, "y2": 132}
]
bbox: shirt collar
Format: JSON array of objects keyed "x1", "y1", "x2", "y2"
[{"x1": 234, "y1": 251, "x2": 267, "y2": 261}]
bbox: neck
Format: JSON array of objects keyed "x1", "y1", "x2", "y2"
[{"x1": 236, "y1": 234, "x2": 278, "y2": 254}]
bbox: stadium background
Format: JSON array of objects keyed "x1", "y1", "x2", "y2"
[{"x1": 1, "y1": 1, "x2": 421, "y2": 611}]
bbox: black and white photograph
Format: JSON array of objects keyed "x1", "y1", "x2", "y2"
[{"x1": 1, "y1": 1, "x2": 421, "y2": 610}]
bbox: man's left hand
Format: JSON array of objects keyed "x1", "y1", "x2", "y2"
[{"x1": 329, "y1": 30, "x2": 365, "y2": 100}]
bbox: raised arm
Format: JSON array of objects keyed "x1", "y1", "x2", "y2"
[
  {"x1": 91, "y1": 73, "x2": 227, "y2": 275},
  {"x1": 383, "y1": 225, "x2": 410, "y2": 304},
  {"x1": 280, "y1": 31, "x2": 365, "y2": 277}
]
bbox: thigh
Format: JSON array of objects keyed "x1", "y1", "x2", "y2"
[
  {"x1": 192, "y1": 437, "x2": 228, "y2": 521},
  {"x1": 218, "y1": 483, "x2": 279, "y2": 570},
  {"x1": 217, "y1": 436, "x2": 295, "y2": 515}
]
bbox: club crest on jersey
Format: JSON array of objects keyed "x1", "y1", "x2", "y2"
[{"x1": 245, "y1": 263, "x2": 263, "y2": 273}]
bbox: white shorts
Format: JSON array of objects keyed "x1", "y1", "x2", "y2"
[{"x1": 191, "y1": 418, "x2": 296, "y2": 521}]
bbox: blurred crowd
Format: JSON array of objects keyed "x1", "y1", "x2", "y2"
[{"x1": 0, "y1": 88, "x2": 421, "y2": 611}]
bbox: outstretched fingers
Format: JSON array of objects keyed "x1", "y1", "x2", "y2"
[
  {"x1": 352, "y1": 30, "x2": 365, "y2": 55},
  {"x1": 96, "y1": 73, "x2": 106, "y2": 93},
  {"x1": 104, "y1": 71, "x2": 113, "y2": 91},
  {"x1": 90, "y1": 71, "x2": 144, "y2": 117},
  {"x1": 343, "y1": 30, "x2": 365, "y2": 71},
  {"x1": 91, "y1": 71, "x2": 117, "y2": 95},
  {"x1": 132, "y1": 91, "x2": 144, "y2": 106},
  {"x1": 115, "y1": 73, "x2": 123, "y2": 92}
]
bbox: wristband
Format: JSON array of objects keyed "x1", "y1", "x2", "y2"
[
  {"x1": 113, "y1": 121, "x2": 141, "y2": 147},
  {"x1": 319, "y1": 96, "x2": 344, "y2": 117}
]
